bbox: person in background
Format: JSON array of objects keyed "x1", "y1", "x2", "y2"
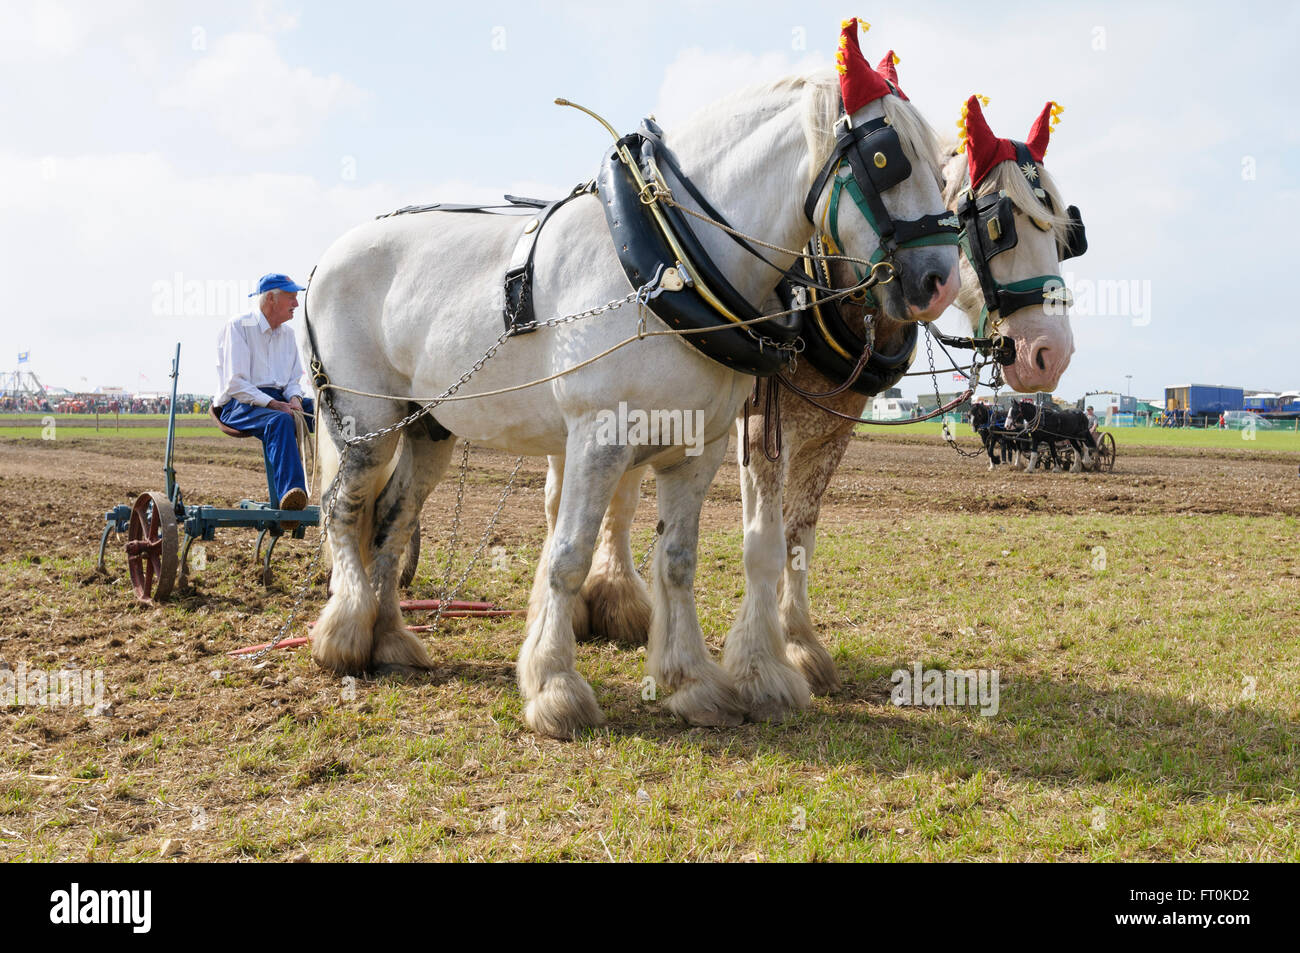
[{"x1": 213, "y1": 273, "x2": 315, "y2": 513}]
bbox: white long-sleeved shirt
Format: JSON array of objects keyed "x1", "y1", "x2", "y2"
[{"x1": 214, "y1": 311, "x2": 305, "y2": 408}]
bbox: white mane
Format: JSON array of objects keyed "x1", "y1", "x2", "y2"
[
  {"x1": 940, "y1": 141, "x2": 1073, "y2": 246},
  {"x1": 671, "y1": 69, "x2": 946, "y2": 190}
]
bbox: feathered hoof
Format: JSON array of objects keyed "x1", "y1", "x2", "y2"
[
  {"x1": 786, "y1": 638, "x2": 841, "y2": 696},
  {"x1": 728, "y1": 657, "x2": 810, "y2": 723},
  {"x1": 310, "y1": 600, "x2": 374, "y2": 676},
  {"x1": 579, "y1": 570, "x2": 651, "y2": 645},
  {"x1": 523, "y1": 672, "x2": 605, "y2": 740},
  {"x1": 665, "y1": 664, "x2": 745, "y2": 728},
  {"x1": 371, "y1": 620, "x2": 435, "y2": 670}
]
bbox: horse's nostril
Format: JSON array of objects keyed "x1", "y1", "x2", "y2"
[
  {"x1": 924, "y1": 272, "x2": 943, "y2": 299},
  {"x1": 1035, "y1": 347, "x2": 1048, "y2": 372}
]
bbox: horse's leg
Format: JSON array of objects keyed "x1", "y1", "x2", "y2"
[
  {"x1": 518, "y1": 435, "x2": 631, "y2": 738},
  {"x1": 1080, "y1": 433, "x2": 1096, "y2": 471},
  {"x1": 780, "y1": 430, "x2": 850, "y2": 696},
  {"x1": 368, "y1": 430, "x2": 455, "y2": 670},
  {"x1": 579, "y1": 465, "x2": 651, "y2": 645},
  {"x1": 646, "y1": 437, "x2": 744, "y2": 726},
  {"x1": 311, "y1": 417, "x2": 402, "y2": 675},
  {"x1": 723, "y1": 421, "x2": 810, "y2": 720},
  {"x1": 535, "y1": 456, "x2": 590, "y2": 641}
]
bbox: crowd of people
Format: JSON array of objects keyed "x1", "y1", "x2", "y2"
[{"x1": 0, "y1": 394, "x2": 213, "y2": 415}]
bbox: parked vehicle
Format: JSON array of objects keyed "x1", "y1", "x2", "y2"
[{"x1": 1222, "y1": 411, "x2": 1274, "y2": 430}]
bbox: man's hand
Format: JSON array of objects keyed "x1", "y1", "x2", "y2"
[
  {"x1": 268, "y1": 399, "x2": 294, "y2": 413},
  {"x1": 289, "y1": 396, "x2": 304, "y2": 413}
]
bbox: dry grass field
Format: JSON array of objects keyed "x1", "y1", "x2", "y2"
[{"x1": 1, "y1": 427, "x2": 1297, "y2": 861}]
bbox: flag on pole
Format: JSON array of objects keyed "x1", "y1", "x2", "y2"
[
  {"x1": 18, "y1": 351, "x2": 29, "y2": 364},
  {"x1": 952, "y1": 371, "x2": 966, "y2": 382}
]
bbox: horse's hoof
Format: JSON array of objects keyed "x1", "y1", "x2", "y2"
[
  {"x1": 371, "y1": 621, "x2": 435, "y2": 670},
  {"x1": 727, "y1": 656, "x2": 810, "y2": 723},
  {"x1": 523, "y1": 672, "x2": 604, "y2": 739},
  {"x1": 579, "y1": 569, "x2": 651, "y2": 646},
  {"x1": 310, "y1": 602, "x2": 374, "y2": 676},
  {"x1": 786, "y1": 639, "x2": 842, "y2": 696},
  {"x1": 665, "y1": 667, "x2": 745, "y2": 728}
]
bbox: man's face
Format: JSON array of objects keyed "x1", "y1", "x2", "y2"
[{"x1": 265, "y1": 291, "x2": 298, "y2": 328}]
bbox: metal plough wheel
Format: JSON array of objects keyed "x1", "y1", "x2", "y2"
[
  {"x1": 125, "y1": 491, "x2": 178, "y2": 602},
  {"x1": 1096, "y1": 432, "x2": 1117, "y2": 471}
]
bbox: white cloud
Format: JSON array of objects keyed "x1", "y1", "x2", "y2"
[
  {"x1": 0, "y1": 0, "x2": 141, "y2": 62},
  {"x1": 159, "y1": 31, "x2": 365, "y2": 150},
  {"x1": 0, "y1": 148, "x2": 564, "y2": 392}
]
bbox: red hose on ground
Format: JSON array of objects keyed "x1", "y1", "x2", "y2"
[{"x1": 229, "y1": 603, "x2": 523, "y2": 656}]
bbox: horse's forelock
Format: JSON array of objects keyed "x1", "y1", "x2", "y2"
[{"x1": 939, "y1": 142, "x2": 1073, "y2": 247}]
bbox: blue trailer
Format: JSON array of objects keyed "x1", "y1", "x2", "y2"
[{"x1": 1165, "y1": 384, "x2": 1244, "y2": 420}]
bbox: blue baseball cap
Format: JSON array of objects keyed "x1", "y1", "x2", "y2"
[{"x1": 249, "y1": 273, "x2": 306, "y2": 296}]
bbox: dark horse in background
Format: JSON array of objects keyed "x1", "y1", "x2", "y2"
[
  {"x1": 971, "y1": 402, "x2": 1015, "y2": 470},
  {"x1": 1007, "y1": 398, "x2": 1096, "y2": 472}
]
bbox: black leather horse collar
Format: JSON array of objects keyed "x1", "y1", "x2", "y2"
[
  {"x1": 776, "y1": 257, "x2": 916, "y2": 397},
  {"x1": 597, "y1": 119, "x2": 802, "y2": 377}
]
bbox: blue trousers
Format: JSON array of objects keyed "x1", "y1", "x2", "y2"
[{"x1": 217, "y1": 388, "x2": 315, "y2": 503}]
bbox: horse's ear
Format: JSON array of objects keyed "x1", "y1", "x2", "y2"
[
  {"x1": 836, "y1": 18, "x2": 892, "y2": 114},
  {"x1": 875, "y1": 50, "x2": 908, "y2": 101},
  {"x1": 958, "y1": 94, "x2": 1007, "y2": 188},
  {"x1": 1026, "y1": 101, "x2": 1062, "y2": 161}
]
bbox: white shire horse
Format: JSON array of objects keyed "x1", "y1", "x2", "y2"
[
  {"x1": 562, "y1": 93, "x2": 1086, "y2": 712},
  {"x1": 305, "y1": 24, "x2": 959, "y2": 738}
]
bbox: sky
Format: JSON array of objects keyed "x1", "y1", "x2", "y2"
[{"x1": 1, "y1": 0, "x2": 1297, "y2": 402}]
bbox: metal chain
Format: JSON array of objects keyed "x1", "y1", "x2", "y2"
[
  {"x1": 924, "y1": 327, "x2": 988, "y2": 459},
  {"x1": 440, "y1": 442, "x2": 471, "y2": 600},
  {"x1": 637, "y1": 520, "x2": 662, "y2": 577},
  {"x1": 426, "y1": 454, "x2": 526, "y2": 628}
]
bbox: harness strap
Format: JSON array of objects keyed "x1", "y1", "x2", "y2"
[{"x1": 502, "y1": 182, "x2": 594, "y2": 334}]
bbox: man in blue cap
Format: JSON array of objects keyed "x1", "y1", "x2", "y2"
[{"x1": 213, "y1": 273, "x2": 315, "y2": 514}]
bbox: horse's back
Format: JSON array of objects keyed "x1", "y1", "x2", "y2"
[{"x1": 308, "y1": 211, "x2": 523, "y2": 381}]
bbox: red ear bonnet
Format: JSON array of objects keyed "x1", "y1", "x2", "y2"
[
  {"x1": 1025, "y1": 101, "x2": 1063, "y2": 161},
  {"x1": 958, "y1": 96, "x2": 1064, "y2": 188},
  {"x1": 836, "y1": 18, "x2": 893, "y2": 114},
  {"x1": 958, "y1": 95, "x2": 1015, "y2": 188},
  {"x1": 875, "y1": 50, "x2": 908, "y2": 100}
]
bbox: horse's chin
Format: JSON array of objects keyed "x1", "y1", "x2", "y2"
[{"x1": 1002, "y1": 361, "x2": 1064, "y2": 395}]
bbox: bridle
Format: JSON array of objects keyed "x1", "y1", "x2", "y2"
[
  {"x1": 803, "y1": 103, "x2": 962, "y2": 307},
  {"x1": 955, "y1": 141, "x2": 1088, "y2": 341}
]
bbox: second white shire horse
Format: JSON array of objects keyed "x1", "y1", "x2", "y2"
[
  {"x1": 558, "y1": 91, "x2": 1087, "y2": 714},
  {"x1": 306, "y1": 23, "x2": 958, "y2": 738}
]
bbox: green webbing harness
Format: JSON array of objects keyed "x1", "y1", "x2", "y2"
[{"x1": 826, "y1": 167, "x2": 961, "y2": 308}]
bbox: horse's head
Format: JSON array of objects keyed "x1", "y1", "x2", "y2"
[
  {"x1": 804, "y1": 21, "x2": 960, "y2": 325},
  {"x1": 1007, "y1": 398, "x2": 1036, "y2": 429},
  {"x1": 971, "y1": 402, "x2": 991, "y2": 430},
  {"x1": 942, "y1": 96, "x2": 1086, "y2": 393}
]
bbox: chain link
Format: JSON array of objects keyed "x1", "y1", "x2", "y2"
[
  {"x1": 440, "y1": 442, "x2": 471, "y2": 600},
  {"x1": 636, "y1": 520, "x2": 662, "y2": 577}
]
